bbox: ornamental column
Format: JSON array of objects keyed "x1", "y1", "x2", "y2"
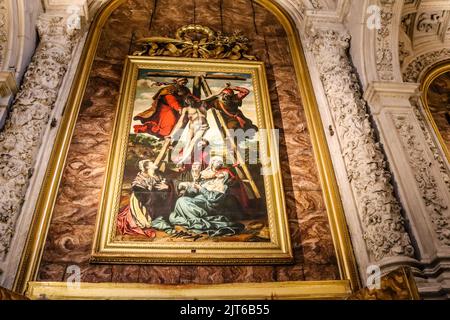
[
  {"x1": 0, "y1": 13, "x2": 80, "y2": 285},
  {"x1": 357, "y1": 0, "x2": 450, "y2": 299},
  {"x1": 364, "y1": 81, "x2": 450, "y2": 297},
  {"x1": 305, "y1": 24, "x2": 418, "y2": 277}
]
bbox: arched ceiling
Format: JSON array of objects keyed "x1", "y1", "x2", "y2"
[{"x1": 400, "y1": 0, "x2": 450, "y2": 71}]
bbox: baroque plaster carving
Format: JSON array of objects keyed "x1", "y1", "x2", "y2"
[
  {"x1": 398, "y1": 31, "x2": 413, "y2": 68},
  {"x1": 393, "y1": 115, "x2": 450, "y2": 246},
  {"x1": 403, "y1": 49, "x2": 450, "y2": 83},
  {"x1": 411, "y1": 98, "x2": 450, "y2": 193},
  {"x1": 0, "y1": 15, "x2": 78, "y2": 261},
  {"x1": 376, "y1": 0, "x2": 395, "y2": 81},
  {"x1": 400, "y1": 0, "x2": 450, "y2": 78},
  {"x1": 0, "y1": 0, "x2": 7, "y2": 69},
  {"x1": 308, "y1": 0, "x2": 322, "y2": 10},
  {"x1": 307, "y1": 28, "x2": 414, "y2": 261},
  {"x1": 416, "y1": 13, "x2": 442, "y2": 33}
]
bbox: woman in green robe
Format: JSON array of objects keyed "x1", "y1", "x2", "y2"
[{"x1": 153, "y1": 157, "x2": 244, "y2": 237}]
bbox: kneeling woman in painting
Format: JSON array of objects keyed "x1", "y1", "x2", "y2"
[
  {"x1": 153, "y1": 156, "x2": 245, "y2": 237},
  {"x1": 117, "y1": 160, "x2": 173, "y2": 238}
]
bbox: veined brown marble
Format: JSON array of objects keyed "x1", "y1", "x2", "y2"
[{"x1": 38, "y1": 0, "x2": 339, "y2": 284}]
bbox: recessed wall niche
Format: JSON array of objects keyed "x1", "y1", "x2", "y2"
[{"x1": 30, "y1": 0, "x2": 349, "y2": 291}]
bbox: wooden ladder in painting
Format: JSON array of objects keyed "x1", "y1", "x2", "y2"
[{"x1": 152, "y1": 74, "x2": 261, "y2": 200}]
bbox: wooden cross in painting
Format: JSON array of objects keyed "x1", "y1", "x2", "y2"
[{"x1": 146, "y1": 71, "x2": 261, "y2": 200}]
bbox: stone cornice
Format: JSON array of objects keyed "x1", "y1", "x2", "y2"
[{"x1": 364, "y1": 81, "x2": 420, "y2": 114}]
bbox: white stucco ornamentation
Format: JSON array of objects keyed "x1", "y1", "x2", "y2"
[
  {"x1": 411, "y1": 99, "x2": 450, "y2": 193},
  {"x1": 307, "y1": 28, "x2": 414, "y2": 261},
  {"x1": 376, "y1": 0, "x2": 395, "y2": 81},
  {"x1": 0, "y1": 0, "x2": 7, "y2": 69},
  {"x1": 0, "y1": 15, "x2": 78, "y2": 260},
  {"x1": 394, "y1": 115, "x2": 450, "y2": 246},
  {"x1": 403, "y1": 49, "x2": 450, "y2": 83}
]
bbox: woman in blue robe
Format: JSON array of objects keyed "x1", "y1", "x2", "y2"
[{"x1": 153, "y1": 157, "x2": 244, "y2": 237}]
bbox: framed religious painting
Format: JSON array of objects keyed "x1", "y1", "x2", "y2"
[{"x1": 91, "y1": 55, "x2": 292, "y2": 264}]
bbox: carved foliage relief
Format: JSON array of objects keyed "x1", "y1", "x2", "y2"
[
  {"x1": 403, "y1": 49, "x2": 450, "y2": 83},
  {"x1": 0, "y1": 16, "x2": 77, "y2": 260},
  {"x1": 308, "y1": 29, "x2": 414, "y2": 260},
  {"x1": 394, "y1": 115, "x2": 450, "y2": 245},
  {"x1": 376, "y1": 0, "x2": 395, "y2": 81}
]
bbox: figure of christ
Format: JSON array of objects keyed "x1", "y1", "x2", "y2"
[
  {"x1": 117, "y1": 160, "x2": 174, "y2": 238},
  {"x1": 133, "y1": 78, "x2": 195, "y2": 139},
  {"x1": 152, "y1": 157, "x2": 245, "y2": 237},
  {"x1": 170, "y1": 95, "x2": 210, "y2": 166}
]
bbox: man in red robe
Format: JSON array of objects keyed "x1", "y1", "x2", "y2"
[{"x1": 133, "y1": 78, "x2": 193, "y2": 138}]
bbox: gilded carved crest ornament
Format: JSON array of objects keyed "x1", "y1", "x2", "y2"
[{"x1": 134, "y1": 24, "x2": 257, "y2": 60}]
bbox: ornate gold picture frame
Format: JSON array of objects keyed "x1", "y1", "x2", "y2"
[
  {"x1": 421, "y1": 63, "x2": 450, "y2": 164},
  {"x1": 91, "y1": 56, "x2": 293, "y2": 265}
]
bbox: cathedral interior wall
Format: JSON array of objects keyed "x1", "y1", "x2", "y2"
[{"x1": 36, "y1": 0, "x2": 340, "y2": 285}]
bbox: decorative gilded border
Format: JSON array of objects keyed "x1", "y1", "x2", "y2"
[
  {"x1": 13, "y1": 0, "x2": 360, "y2": 298},
  {"x1": 26, "y1": 280, "x2": 352, "y2": 300},
  {"x1": 420, "y1": 62, "x2": 450, "y2": 165}
]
